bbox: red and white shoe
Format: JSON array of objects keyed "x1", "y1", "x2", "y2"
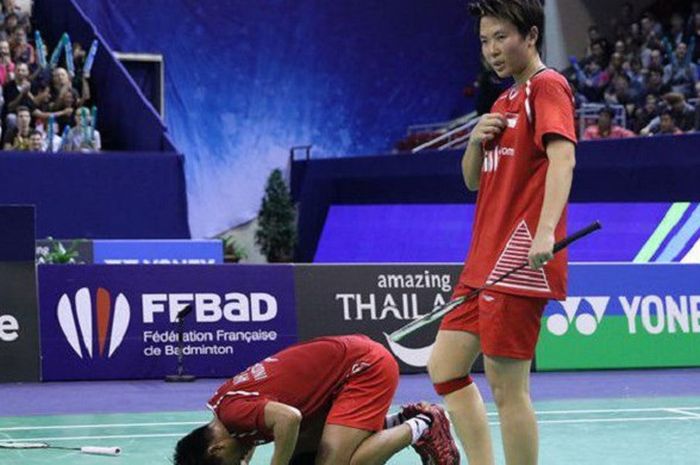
[{"x1": 402, "y1": 403, "x2": 460, "y2": 465}]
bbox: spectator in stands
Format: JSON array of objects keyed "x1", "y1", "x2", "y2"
[
  {"x1": 623, "y1": 57, "x2": 645, "y2": 95},
  {"x1": 644, "y1": 66, "x2": 671, "y2": 99},
  {"x1": 571, "y1": 57, "x2": 609, "y2": 102},
  {"x1": 50, "y1": 66, "x2": 71, "y2": 99},
  {"x1": 2, "y1": 61, "x2": 33, "y2": 120},
  {"x1": 666, "y1": 13, "x2": 688, "y2": 47},
  {"x1": 663, "y1": 41, "x2": 696, "y2": 97},
  {"x1": 634, "y1": 94, "x2": 661, "y2": 133},
  {"x1": 1, "y1": 0, "x2": 27, "y2": 24},
  {"x1": 604, "y1": 74, "x2": 638, "y2": 119},
  {"x1": 583, "y1": 39, "x2": 609, "y2": 69},
  {"x1": 688, "y1": 13, "x2": 700, "y2": 62},
  {"x1": 0, "y1": 39, "x2": 14, "y2": 87},
  {"x1": 64, "y1": 106, "x2": 101, "y2": 152},
  {"x1": 641, "y1": 12, "x2": 663, "y2": 38},
  {"x1": 27, "y1": 128, "x2": 42, "y2": 151},
  {"x1": 3, "y1": 104, "x2": 31, "y2": 149},
  {"x1": 3, "y1": 11, "x2": 17, "y2": 37},
  {"x1": 582, "y1": 107, "x2": 635, "y2": 140},
  {"x1": 52, "y1": 86, "x2": 77, "y2": 131},
  {"x1": 656, "y1": 110, "x2": 683, "y2": 135},
  {"x1": 10, "y1": 26, "x2": 33, "y2": 65},
  {"x1": 641, "y1": 93, "x2": 694, "y2": 135}
]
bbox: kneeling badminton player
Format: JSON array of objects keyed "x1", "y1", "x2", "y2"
[{"x1": 174, "y1": 334, "x2": 459, "y2": 465}]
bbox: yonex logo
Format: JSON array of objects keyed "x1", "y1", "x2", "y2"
[
  {"x1": 546, "y1": 296, "x2": 610, "y2": 336},
  {"x1": 57, "y1": 288, "x2": 131, "y2": 359}
]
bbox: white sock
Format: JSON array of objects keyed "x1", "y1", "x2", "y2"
[
  {"x1": 384, "y1": 412, "x2": 403, "y2": 428},
  {"x1": 406, "y1": 414, "x2": 432, "y2": 444}
]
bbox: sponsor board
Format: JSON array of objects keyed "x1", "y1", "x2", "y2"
[
  {"x1": 293, "y1": 264, "x2": 485, "y2": 373},
  {"x1": 39, "y1": 265, "x2": 297, "y2": 380},
  {"x1": 92, "y1": 240, "x2": 224, "y2": 264},
  {"x1": 536, "y1": 264, "x2": 700, "y2": 370},
  {"x1": 0, "y1": 206, "x2": 40, "y2": 382}
]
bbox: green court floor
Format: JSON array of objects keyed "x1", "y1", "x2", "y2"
[{"x1": 1, "y1": 396, "x2": 699, "y2": 464}]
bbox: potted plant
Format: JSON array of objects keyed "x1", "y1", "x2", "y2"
[
  {"x1": 222, "y1": 235, "x2": 247, "y2": 263},
  {"x1": 36, "y1": 238, "x2": 83, "y2": 264},
  {"x1": 255, "y1": 169, "x2": 296, "y2": 262}
]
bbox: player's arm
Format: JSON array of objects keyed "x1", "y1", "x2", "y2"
[
  {"x1": 529, "y1": 134, "x2": 576, "y2": 268},
  {"x1": 462, "y1": 113, "x2": 506, "y2": 191},
  {"x1": 264, "y1": 401, "x2": 302, "y2": 465}
]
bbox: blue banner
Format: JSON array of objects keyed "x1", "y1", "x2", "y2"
[
  {"x1": 93, "y1": 240, "x2": 223, "y2": 264},
  {"x1": 39, "y1": 265, "x2": 297, "y2": 380}
]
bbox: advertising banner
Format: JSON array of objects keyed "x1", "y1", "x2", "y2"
[
  {"x1": 294, "y1": 264, "x2": 478, "y2": 373},
  {"x1": 39, "y1": 265, "x2": 297, "y2": 380},
  {"x1": 536, "y1": 264, "x2": 700, "y2": 370},
  {"x1": 0, "y1": 206, "x2": 40, "y2": 382},
  {"x1": 92, "y1": 240, "x2": 223, "y2": 264}
]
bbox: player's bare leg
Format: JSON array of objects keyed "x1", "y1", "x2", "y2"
[
  {"x1": 428, "y1": 330, "x2": 495, "y2": 465},
  {"x1": 315, "y1": 423, "x2": 411, "y2": 465},
  {"x1": 484, "y1": 356, "x2": 537, "y2": 465}
]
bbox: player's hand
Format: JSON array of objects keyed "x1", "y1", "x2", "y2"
[
  {"x1": 529, "y1": 231, "x2": 554, "y2": 269},
  {"x1": 469, "y1": 113, "x2": 506, "y2": 146}
]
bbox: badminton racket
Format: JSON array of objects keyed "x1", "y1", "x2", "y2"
[
  {"x1": 0, "y1": 441, "x2": 121, "y2": 456},
  {"x1": 388, "y1": 221, "x2": 602, "y2": 342}
]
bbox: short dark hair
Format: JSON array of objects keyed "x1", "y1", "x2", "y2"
[
  {"x1": 173, "y1": 425, "x2": 220, "y2": 465},
  {"x1": 599, "y1": 107, "x2": 615, "y2": 118},
  {"x1": 29, "y1": 129, "x2": 42, "y2": 138},
  {"x1": 468, "y1": 0, "x2": 544, "y2": 53},
  {"x1": 16, "y1": 105, "x2": 30, "y2": 115}
]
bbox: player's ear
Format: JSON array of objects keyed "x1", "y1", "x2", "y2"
[{"x1": 527, "y1": 26, "x2": 539, "y2": 47}]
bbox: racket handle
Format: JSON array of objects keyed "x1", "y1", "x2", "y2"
[
  {"x1": 553, "y1": 221, "x2": 601, "y2": 253},
  {"x1": 80, "y1": 446, "x2": 121, "y2": 456}
]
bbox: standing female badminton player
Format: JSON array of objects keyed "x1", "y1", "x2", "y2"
[
  {"x1": 174, "y1": 334, "x2": 459, "y2": 465},
  {"x1": 426, "y1": 1, "x2": 576, "y2": 465}
]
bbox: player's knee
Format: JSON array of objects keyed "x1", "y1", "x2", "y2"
[{"x1": 432, "y1": 375, "x2": 473, "y2": 396}]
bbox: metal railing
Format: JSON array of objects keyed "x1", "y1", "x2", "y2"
[{"x1": 410, "y1": 112, "x2": 479, "y2": 153}]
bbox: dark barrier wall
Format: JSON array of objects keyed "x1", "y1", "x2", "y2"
[
  {"x1": 292, "y1": 135, "x2": 700, "y2": 261},
  {"x1": 0, "y1": 152, "x2": 190, "y2": 239},
  {"x1": 33, "y1": 0, "x2": 176, "y2": 152},
  {"x1": 0, "y1": 206, "x2": 40, "y2": 382}
]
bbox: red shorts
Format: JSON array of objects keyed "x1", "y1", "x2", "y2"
[
  {"x1": 439, "y1": 283, "x2": 547, "y2": 359},
  {"x1": 325, "y1": 342, "x2": 399, "y2": 432}
]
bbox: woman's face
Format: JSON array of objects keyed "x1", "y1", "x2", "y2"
[{"x1": 479, "y1": 15, "x2": 535, "y2": 80}]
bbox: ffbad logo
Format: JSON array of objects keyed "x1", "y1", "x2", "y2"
[{"x1": 57, "y1": 288, "x2": 130, "y2": 359}]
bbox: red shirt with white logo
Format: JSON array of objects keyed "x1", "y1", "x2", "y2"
[
  {"x1": 458, "y1": 68, "x2": 576, "y2": 300},
  {"x1": 207, "y1": 335, "x2": 378, "y2": 445}
]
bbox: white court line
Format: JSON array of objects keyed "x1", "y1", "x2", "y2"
[
  {"x1": 0, "y1": 421, "x2": 203, "y2": 432},
  {"x1": 485, "y1": 406, "x2": 700, "y2": 416},
  {"x1": 665, "y1": 408, "x2": 700, "y2": 418},
  {"x1": 0, "y1": 433, "x2": 185, "y2": 442},
  {"x1": 1, "y1": 406, "x2": 699, "y2": 435},
  {"x1": 2, "y1": 415, "x2": 700, "y2": 443},
  {"x1": 489, "y1": 416, "x2": 700, "y2": 426}
]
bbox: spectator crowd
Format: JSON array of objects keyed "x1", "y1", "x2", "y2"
[
  {"x1": 568, "y1": 2, "x2": 700, "y2": 140},
  {"x1": 0, "y1": 0, "x2": 101, "y2": 153}
]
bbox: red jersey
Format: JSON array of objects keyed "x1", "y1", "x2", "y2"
[
  {"x1": 458, "y1": 68, "x2": 576, "y2": 300},
  {"x1": 207, "y1": 335, "x2": 383, "y2": 445}
]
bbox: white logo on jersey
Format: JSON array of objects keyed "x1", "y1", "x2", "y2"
[{"x1": 483, "y1": 145, "x2": 515, "y2": 173}]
